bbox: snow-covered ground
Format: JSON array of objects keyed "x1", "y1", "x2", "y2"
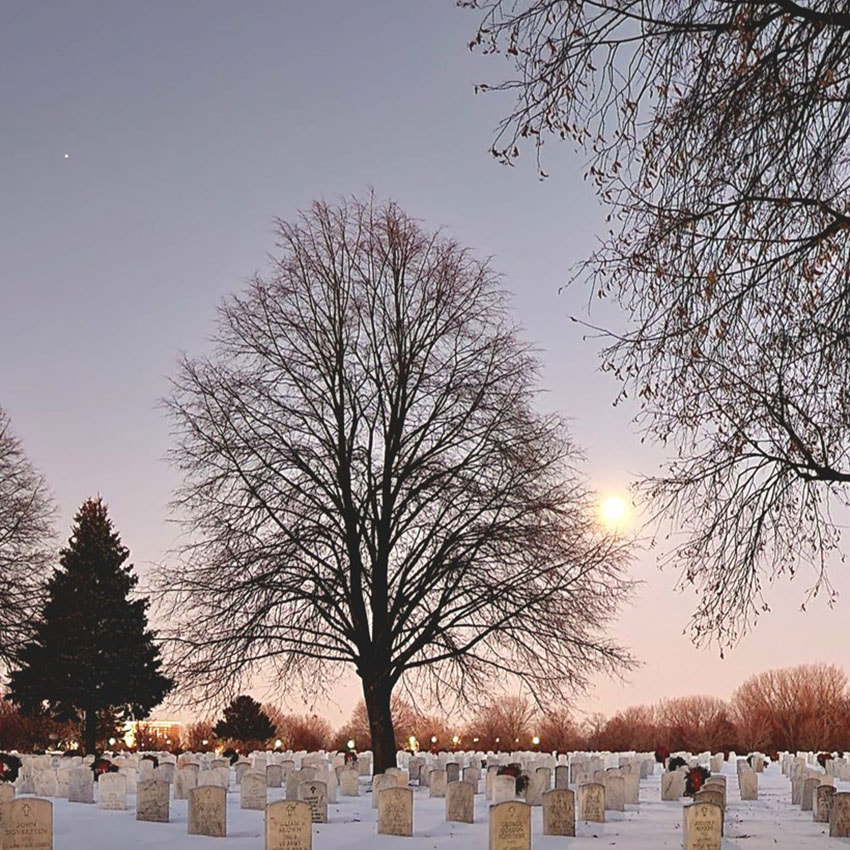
[{"x1": 30, "y1": 761, "x2": 850, "y2": 848}]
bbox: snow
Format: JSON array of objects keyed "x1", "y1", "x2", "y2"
[{"x1": 19, "y1": 760, "x2": 850, "y2": 848}]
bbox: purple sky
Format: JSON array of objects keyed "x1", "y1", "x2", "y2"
[{"x1": 2, "y1": 1, "x2": 847, "y2": 727}]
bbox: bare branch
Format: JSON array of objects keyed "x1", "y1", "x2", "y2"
[
  {"x1": 0, "y1": 408, "x2": 55, "y2": 668},
  {"x1": 465, "y1": 0, "x2": 850, "y2": 645}
]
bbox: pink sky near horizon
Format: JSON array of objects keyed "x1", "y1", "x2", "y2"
[{"x1": 2, "y1": 1, "x2": 848, "y2": 733}]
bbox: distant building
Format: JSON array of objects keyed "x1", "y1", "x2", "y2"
[{"x1": 123, "y1": 719, "x2": 183, "y2": 749}]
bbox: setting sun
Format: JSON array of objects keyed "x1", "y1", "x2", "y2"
[{"x1": 600, "y1": 495, "x2": 628, "y2": 528}]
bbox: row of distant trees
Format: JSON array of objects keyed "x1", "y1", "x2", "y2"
[
  {"x1": 343, "y1": 663, "x2": 850, "y2": 754},
  {"x1": 8, "y1": 662, "x2": 842, "y2": 756},
  {"x1": 330, "y1": 664, "x2": 850, "y2": 755},
  {"x1": 589, "y1": 664, "x2": 850, "y2": 755}
]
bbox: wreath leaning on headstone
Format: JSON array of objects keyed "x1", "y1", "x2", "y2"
[
  {"x1": 91, "y1": 757, "x2": 119, "y2": 781},
  {"x1": 817, "y1": 752, "x2": 836, "y2": 768},
  {"x1": 221, "y1": 748, "x2": 240, "y2": 765},
  {"x1": 684, "y1": 765, "x2": 710, "y2": 796},
  {"x1": 0, "y1": 754, "x2": 22, "y2": 784},
  {"x1": 497, "y1": 763, "x2": 529, "y2": 795}
]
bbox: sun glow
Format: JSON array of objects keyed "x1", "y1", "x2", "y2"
[{"x1": 600, "y1": 495, "x2": 628, "y2": 529}]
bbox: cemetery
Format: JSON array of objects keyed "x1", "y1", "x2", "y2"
[
  {"x1": 4, "y1": 4, "x2": 850, "y2": 850},
  {"x1": 1, "y1": 746, "x2": 850, "y2": 848}
]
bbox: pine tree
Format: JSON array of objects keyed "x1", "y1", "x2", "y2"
[
  {"x1": 213, "y1": 695, "x2": 276, "y2": 748},
  {"x1": 6, "y1": 498, "x2": 173, "y2": 754}
]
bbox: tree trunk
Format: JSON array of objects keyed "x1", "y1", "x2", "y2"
[
  {"x1": 362, "y1": 672, "x2": 396, "y2": 774},
  {"x1": 83, "y1": 707, "x2": 97, "y2": 755}
]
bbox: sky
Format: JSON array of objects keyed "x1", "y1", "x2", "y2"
[{"x1": 2, "y1": 1, "x2": 848, "y2": 730}]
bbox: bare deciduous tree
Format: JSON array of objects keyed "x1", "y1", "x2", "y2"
[
  {"x1": 182, "y1": 719, "x2": 215, "y2": 752},
  {"x1": 462, "y1": 0, "x2": 850, "y2": 645},
  {"x1": 0, "y1": 407, "x2": 54, "y2": 668},
  {"x1": 731, "y1": 663, "x2": 849, "y2": 752},
  {"x1": 581, "y1": 710, "x2": 608, "y2": 750},
  {"x1": 600, "y1": 703, "x2": 658, "y2": 752},
  {"x1": 331, "y1": 696, "x2": 451, "y2": 751},
  {"x1": 0, "y1": 696, "x2": 77, "y2": 752},
  {"x1": 656, "y1": 694, "x2": 735, "y2": 754},
  {"x1": 272, "y1": 711, "x2": 333, "y2": 752},
  {"x1": 467, "y1": 695, "x2": 537, "y2": 750},
  {"x1": 535, "y1": 706, "x2": 583, "y2": 752},
  {"x1": 158, "y1": 196, "x2": 633, "y2": 771}
]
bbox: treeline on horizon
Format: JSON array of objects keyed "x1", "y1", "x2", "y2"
[{"x1": 2, "y1": 662, "x2": 848, "y2": 757}]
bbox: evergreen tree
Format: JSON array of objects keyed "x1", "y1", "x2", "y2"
[
  {"x1": 6, "y1": 498, "x2": 172, "y2": 754},
  {"x1": 213, "y1": 695, "x2": 276, "y2": 747}
]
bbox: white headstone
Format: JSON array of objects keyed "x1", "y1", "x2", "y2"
[
  {"x1": 603, "y1": 774, "x2": 625, "y2": 811},
  {"x1": 684, "y1": 801, "x2": 722, "y2": 850},
  {"x1": 68, "y1": 768, "x2": 94, "y2": 804},
  {"x1": 377, "y1": 786, "x2": 413, "y2": 837},
  {"x1": 174, "y1": 766, "x2": 198, "y2": 800},
  {"x1": 0, "y1": 797, "x2": 52, "y2": 850},
  {"x1": 445, "y1": 781, "x2": 474, "y2": 823},
  {"x1": 578, "y1": 783, "x2": 605, "y2": 822},
  {"x1": 340, "y1": 767, "x2": 359, "y2": 796},
  {"x1": 265, "y1": 800, "x2": 312, "y2": 850},
  {"x1": 542, "y1": 788, "x2": 575, "y2": 836},
  {"x1": 266, "y1": 764, "x2": 283, "y2": 788},
  {"x1": 297, "y1": 780, "x2": 328, "y2": 824},
  {"x1": 830, "y1": 792, "x2": 850, "y2": 838},
  {"x1": 492, "y1": 775, "x2": 517, "y2": 804},
  {"x1": 241, "y1": 771, "x2": 268, "y2": 810},
  {"x1": 429, "y1": 769, "x2": 447, "y2": 798},
  {"x1": 371, "y1": 773, "x2": 397, "y2": 809},
  {"x1": 33, "y1": 771, "x2": 57, "y2": 799},
  {"x1": 188, "y1": 785, "x2": 227, "y2": 837},
  {"x1": 136, "y1": 779, "x2": 170, "y2": 823},
  {"x1": 488, "y1": 800, "x2": 530, "y2": 850},
  {"x1": 97, "y1": 773, "x2": 127, "y2": 810}
]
